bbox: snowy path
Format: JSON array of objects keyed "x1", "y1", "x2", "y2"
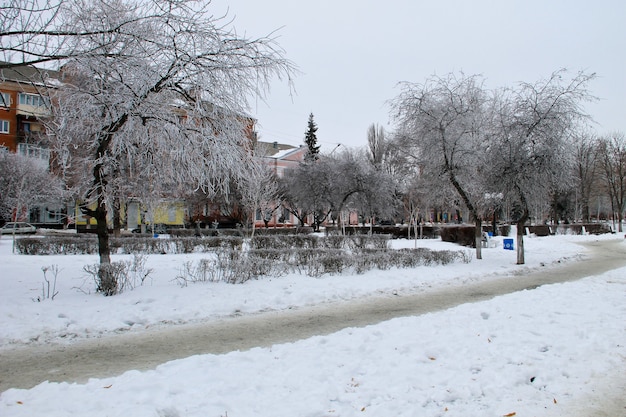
[{"x1": 1, "y1": 239, "x2": 625, "y2": 394}]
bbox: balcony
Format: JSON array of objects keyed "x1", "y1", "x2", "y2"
[
  {"x1": 16, "y1": 93, "x2": 50, "y2": 118},
  {"x1": 17, "y1": 142, "x2": 50, "y2": 169}
]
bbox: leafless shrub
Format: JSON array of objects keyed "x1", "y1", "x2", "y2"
[
  {"x1": 346, "y1": 234, "x2": 391, "y2": 251},
  {"x1": 84, "y1": 254, "x2": 153, "y2": 296},
  {"x1": 322, "y1": 235, "x2": 346, "y2": 249},
  {"x1": 174, "y1": 258, "x2": 218, "y2": 287},
  {"x1": 36, "y1": 264, "x2": 60, "y2": 301}
]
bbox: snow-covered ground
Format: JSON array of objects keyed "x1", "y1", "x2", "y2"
[{"x1": 1, "y1": 231, "x2": 624, "y2": 416}]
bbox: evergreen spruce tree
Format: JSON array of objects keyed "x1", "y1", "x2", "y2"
[{"x1": 304, "y1": 113, "x2": 320, "y2": 161}]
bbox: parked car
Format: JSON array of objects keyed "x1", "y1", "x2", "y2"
[{"x1": 0, "y1": 222, "x2": 37, "y2": 235}]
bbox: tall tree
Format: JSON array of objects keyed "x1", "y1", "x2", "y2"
[
  {"x1": 304, "y1": 113, "x2": 320, "y2": 161},
  {"x1": 30, "y1": 0, "x2": 295, "y2": 294},
  {"x1": 366, "y1": 123, "x2": 386, "y2": 169},
  {"x1": 571, "y1": 130, "x2": 600, "y2": 222},
  {"x1": 597, "y1": 132, "x2": 626, "y2": 232},
  {"x1": 488, "y1": 69, "x2": 595, "y2": 263},
  {"x1": 391, "y1": 72, "x2": 489, "y2": 259}
]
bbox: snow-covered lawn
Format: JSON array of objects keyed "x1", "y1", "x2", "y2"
[{"x1": 1, "y1": 231, "x2": 624, "y2": 416}]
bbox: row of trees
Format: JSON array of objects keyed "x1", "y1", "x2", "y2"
[
  {"x1": 269, "y1": 72, "x2": 623, "y2": 266},
  {"x1": 388, "y1": 71, "x2": 625, "y2": 264}
]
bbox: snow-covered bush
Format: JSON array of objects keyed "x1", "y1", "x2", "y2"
[
  {"x1": 15, "y1": 236, "x2": 97, "y2": 255},
  {"x1": 84, "y1": 254, "x2": 152, "y2": 296},
  {"x1": 249, "y1": 234, "x2": 320, "y2": 250},
  {"x1": 14, "y1": 235, "x2": 243, "y2": 255}
]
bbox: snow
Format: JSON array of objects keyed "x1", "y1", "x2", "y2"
[{"x1": 1, "y1": 231, "x2": 625, "y2": 416}]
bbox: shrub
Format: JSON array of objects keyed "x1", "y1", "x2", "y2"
[
  {"x1": 249, "y1": 234, "x2": 320, "y2": 250},
  {"x1": 15, "y1": 236, "x2": 98, "y2": 255},
  {"x1": 321, "y1": 235, "x2": 346, "y2": 249},
  {"x1": 440, "y1": 225, "x2": 476, "y2": 247},
  {"x1": 345, "y1": 234, "x2": 391, "y2": 251},
  {"x1": 526, "y1": 225, "x2": 552, "y2": 236},
  {"x1": 84, "y1": 254, "x2": 153, "y2": 296},
  {"x1": 14, "y1": 235, "x2": 244, "y2": 255}
]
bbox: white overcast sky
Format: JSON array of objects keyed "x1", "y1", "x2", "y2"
[{"x1": 218, "y1": 0, "x2": 626, "y2": 150}]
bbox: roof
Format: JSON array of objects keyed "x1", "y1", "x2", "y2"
[
  {"x1": 256, "y1": 141, "x2": 303, "y2": 158},
  {"x1": 0, "y1": 62, "x2": 61, "y2": 86}
]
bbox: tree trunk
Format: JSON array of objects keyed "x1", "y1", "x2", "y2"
[
  {"x1": 250, "y1": 205, "x2": 257, "y2": 238},
  {"x1": 514, "y1": 186, "x2": 530, "y2": 265},
  {"x1": 94, "y1": 200, "x2": 111, "y2": 265},
  {"x1": 581, "y1": 199, "x2": 590, "y2": 223},
  {"x1": 515, "y1": 217, "x2": 527, "y2": 265},
  {"x1": 112, "y1": 197, "x2": 121, "y2": 238},
  {"x1": 516, "y1": 222, "x2": 525, "y2": 264},
  {"x1": 475, "y1": 218, "x2": 482, "y2": 260},
  {"x1": 93, "y1": 198, "x2": 118, "y2": 296}
]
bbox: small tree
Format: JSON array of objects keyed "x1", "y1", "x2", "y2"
[
  {"x1": 0, "y1": 152, "x2": 64, "y2": 223},
  {"x1": 304, "y1": 113, "x2": 320, "y2": 162},
  {"x1": 284, "y1": 158, "x2": 333, "y2": 231},
  {"x1": 238, "y1": 155, "x2": 282, "y2": 237}
]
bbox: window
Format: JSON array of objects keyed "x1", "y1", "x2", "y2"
[
  {"x1": 0, "y1": 120, "x2": 9, "y2": 134},
  {"x1": 0, "y1": 92, "x2": 10, "y2": 107},
  {"x1": 18, "y1": 93, "x2": 48, "y2": 107}
]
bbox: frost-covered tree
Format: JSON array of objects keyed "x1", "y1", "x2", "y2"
[
  {"x1": 366, "y1": 123, "x2": 387, "y2": 169},
  {"x1": 284, "y1": 157, "x2": 333, "y2": 231},
  {"x1": 597, "y1": 132, "x2": 626, "y2": 232},
  {"x1": 304, "y1": 113, "x2": 320, "y2": 162},
  {"x1": 1, "y1": 0, "x2": 153, "y2": 68},
  {"x1": 0, "y1": 151, "x2": 64, "y2": 224},
  {"x1": 571, "y1": 130, "x2": 600, "y2": 222},
  {"x1": 488, "y1": 70, "x2": 595, "y2": 263},
  {"x1": 238, "y1": 152, "x2": 282, "y2": 237},
  {"x1": 283, "y1": 148, "x2": 396, "y2": 232},
  {"x1": 391, "y1": 73, "x2": 489, "y2": 259},
  {"x1": 331, "y1": 148, "x2": 397, "y2": 229},
  {"x1": 33, "y1": 0, "x2": 295, "y2": 280}
]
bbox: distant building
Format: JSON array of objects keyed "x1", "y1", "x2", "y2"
[
  {"x1": 0, "y1": 62, "x2": 58, "y2": 167},
  {"x1": 256, "y1": 141, "x2": 307, "y2": 178},
  {"x1": 251, "y1": 141, "x2": 308, "y2": 227}
]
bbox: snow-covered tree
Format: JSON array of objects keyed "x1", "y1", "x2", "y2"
[
  {"x1": 238, "y1": 152, "x2": 282, "y2": 237},
  {"x1": 571, "y1": 130, "x2": 600, "y2": 222},
  {"x1": 1, "y1": 0, "x2": 151, "y2": 68},
  {"x1": 597, "y1": 132, "x2": 626, "y2": 232},
  {"x1": 487, "y1": 69, "x2": 595, "y2": 263},
  {"x1": 0, "y1": 151, "x2": 64, "y2": 224},
  {"x1": 366, "y1": 123, "x2": 387, "y2": 169},
  {"x1": 284, "y1": 157, "x2": 333, "y2": 231},
  {"x1": 283, "y1": 148, "x2": 396, "y2": 232},
  {"x1": 30, "y1": 0, "x2": 295, "y2": 281},
  {"x1": 391, "y1": 73, "x2": 490, "y2": 259}
]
